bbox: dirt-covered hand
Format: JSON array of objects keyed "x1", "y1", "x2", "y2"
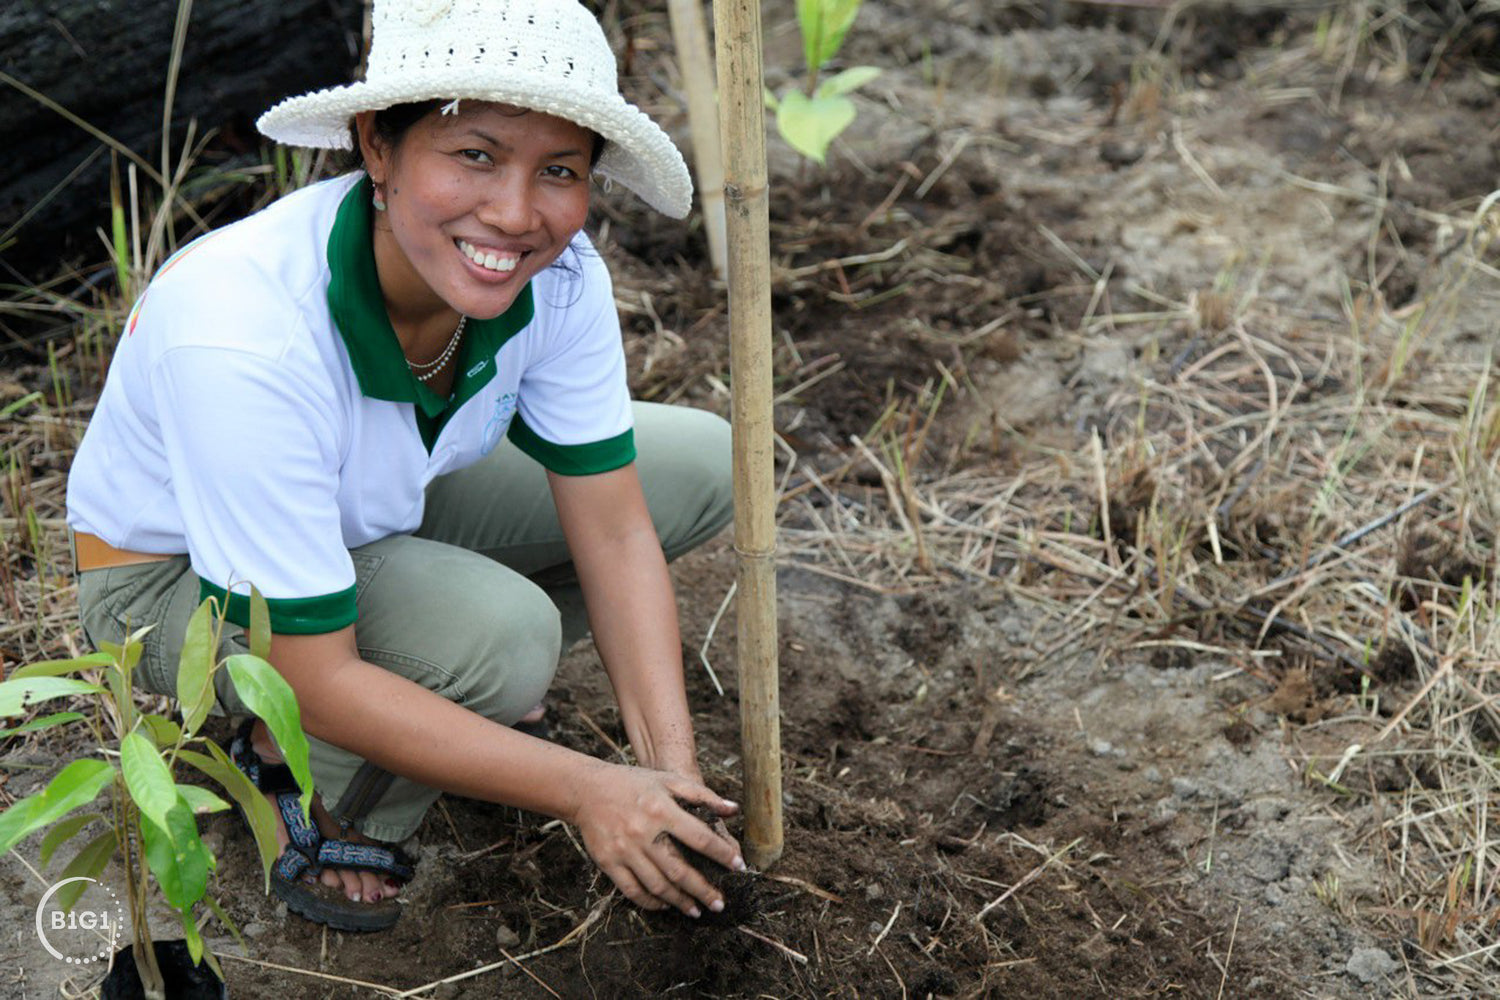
[{"x1": 574, "y1": 764, "x2": 743, "y2": 917}]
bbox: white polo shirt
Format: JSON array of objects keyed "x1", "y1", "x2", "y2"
[{"x1": 66, "y1": 172, "x2": 634, "y2": 634}]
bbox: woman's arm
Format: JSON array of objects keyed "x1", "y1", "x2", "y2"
[
  {"x1": 548, "y1": 462, "x2": 746, "y2": 902},
  {"x1": 267, "y1": 626, "x2": 741, "y2": 915},
  {"x1": 546, "y1": 462, "x2": 703, "y2": 779}
]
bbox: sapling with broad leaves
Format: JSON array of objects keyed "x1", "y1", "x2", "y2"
[
  {"x1": 765, "y1": 0, "x2": 882, "y2": 166},
  {"x1": 0, "y1": 589, "x2": 311, "y2": 1000}
]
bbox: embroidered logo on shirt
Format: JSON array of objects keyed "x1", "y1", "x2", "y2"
[{"x1": 481, "y1": 392, "x2": 519, "y2": 452}]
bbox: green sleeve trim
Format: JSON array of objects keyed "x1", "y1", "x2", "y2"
[
  {"x1": 507, "y1": 415, "x2": 636, "y2": 476},
  {"x1": 198, "y1": 578, "x2": 357, "y2": 635}
]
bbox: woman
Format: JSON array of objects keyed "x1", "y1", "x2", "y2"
[{"x1": 65, "y1": 0, "x2": 743, "y2": 932}]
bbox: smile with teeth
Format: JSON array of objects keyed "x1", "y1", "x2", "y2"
[{"x1": 458, "y1": 239, "x2": 522, "y2": 273}]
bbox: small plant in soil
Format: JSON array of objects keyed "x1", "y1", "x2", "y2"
[
  {"x1": 764, "y1": 0, "x2": 882, "y2": 166},
  {"x1": 0, "y1": 589, "x2": 313, "y2": 1000}
]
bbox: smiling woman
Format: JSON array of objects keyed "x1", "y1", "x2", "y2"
[
  {"x1": 357, "y1": 103, "x2": 596, "y2": 388},
  {"x1": 64, "y1": 0, "x2": 742, "y2": 937}
]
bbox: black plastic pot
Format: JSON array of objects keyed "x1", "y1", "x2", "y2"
[{"x1": 99, "y1": 940, "x2": 227, "y2": 1000}]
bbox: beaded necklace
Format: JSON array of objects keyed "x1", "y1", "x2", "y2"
[{"x1": 406, "y1": 315, "x2": 467, "y2": 383}]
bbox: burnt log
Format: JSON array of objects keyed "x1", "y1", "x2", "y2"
[{"x1": 0, "y1": 0, "x2": 364, "y2": 288}]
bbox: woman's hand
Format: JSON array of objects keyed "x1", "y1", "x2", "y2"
[{"x1": 573, "y1": 763, "x2": 743, "y2": 917}]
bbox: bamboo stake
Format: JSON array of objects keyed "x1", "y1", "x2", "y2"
[
  {"x1": 667, "y1": 0, "x2": 728, "y2": 279},
  {"x1": 713, "y1": 0, "x2": 782, "y2": 868}
]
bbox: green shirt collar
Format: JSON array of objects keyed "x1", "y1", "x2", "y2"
[{"x1": 325, "y1": 175, "x2": 535, "y2": 422}]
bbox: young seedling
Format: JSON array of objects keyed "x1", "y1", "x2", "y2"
[
  {"x1": 764, "y1": 0, "x2": 881, "y2": 166},
  {"x1": 0, "y1": 588, "x2": 313, "y2": 1000}
]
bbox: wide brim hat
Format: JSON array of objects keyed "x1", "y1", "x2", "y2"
[{"x1": 257, "y1": 0, "x2": 693, "y2": 219}]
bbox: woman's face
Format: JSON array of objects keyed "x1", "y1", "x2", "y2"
[{"x1": 357, "y1": 103, "x2": 595, "y2": 321}]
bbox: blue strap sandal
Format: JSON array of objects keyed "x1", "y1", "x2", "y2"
[{"x1": 230, "y1": 720, "x2": 414, "y2": 932}]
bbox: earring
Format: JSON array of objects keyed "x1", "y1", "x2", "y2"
[{"x1": 372, "y1": 188, "x2": 387, "y2": 212}]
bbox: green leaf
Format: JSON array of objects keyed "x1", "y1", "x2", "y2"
[
  {"x1": 225, "y1": 655, "x2": 313, "y2": 816},
  {"x1": 96, "y1": 639, "x2": 143, "y2": 675},
  {"x1": 180, "y1": 747, "x2": 277, "y2": 889},
  {"x1": 141, "y1": 799, "x2": 212, "y2": 910},
  {"x1": 139, "y1": 713, "x2": 183, "y2": 749},
  {"x1": 763, "y1": 86, "x2": 780, "y2": 111},
  {"x1": 248, "y1": 586, "x2": 271, "y2": 660},
  {"x1": 55, "y1": 830, "x2": 118, "y2": 911},
  {"x1": 796, "y1": 0, "x2": 821, "y2": 73},
  {"x1": 176, "y1": 598, "x2": 216, "y2": 740},
  {"x1": 0, "y1": 677, "x2": 105, "y2": 719},
  {"x1": 201, "y1": 892, "x2": 246, "y2": 955},
  {"x1": 176, "y1": 784, "x2": 231, "y2": 816},
  {"x1": 124, "y1": 623, "x2": 158, "y2": 647},
  {"x1": 0, "y1": 711, "x2": 86, "y2": 738},
  {"x1": 180, "y1": 907, "x2": 204, "y2": 965},
  {"x1": 816, "y1": 65, "x2": 881, "y2": 98},
  {"x1": 201, "y1": 942, "x2": 224, "y2": 982},
  {"x1": 9, "y1": 652, "x2": 114, "y2": 680},
  {"x1": 39, "y1": 812, "x2": 101, "y2": 866},
  {"x1": 776, "y1": 92, "x2": 856, "y2": 165},
  {"x1": 799, "y1": 0, "x2": 863, "y2": 70},
  {"x1": 0, "y1": 758, "x2": 114, "y2": 854},
  {"x1": 120, "y1": 731, "x2": 177, "y2": 833},
  {"x1": 826, "y1": 0, "x2": 865, "y2": 60},
  {"x1": 97, "y1": 639, "x2": 140, "y2": 732}
]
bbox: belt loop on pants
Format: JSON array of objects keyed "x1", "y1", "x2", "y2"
[{"x1": 72, "y1": 531, "x2": 177, "y2": 572}]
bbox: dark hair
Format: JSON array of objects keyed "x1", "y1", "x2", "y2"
[{"x1": 343, "y1": 101, "x2": 607, "y2": 168}]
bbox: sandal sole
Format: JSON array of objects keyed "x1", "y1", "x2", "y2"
[
  {"x1": 234, "y1": 719, "x2": 410, "y2": 933},
  {"x1": 273, "y1": 875, "x2": 403, "y2": 933}
]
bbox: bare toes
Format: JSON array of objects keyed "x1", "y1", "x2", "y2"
[
  {"x1": 336, "y1": 868, "x2": 362, "y2": 901},
  {"x1": 356, "y1": 871, "x2": 384, "y2": 903},
  {"x1": 253, "y1": 727, "x2": 399, "y2": 908}
]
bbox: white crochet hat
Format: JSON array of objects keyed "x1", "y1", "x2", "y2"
[{"x1": 257, "y1": 0, "x2": 693, "y2": 218}]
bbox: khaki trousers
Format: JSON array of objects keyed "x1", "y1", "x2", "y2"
[{"x1": 76, "y1": 402, "x2": 732, "y2": 841}]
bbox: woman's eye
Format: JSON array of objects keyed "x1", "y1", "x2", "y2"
[
  {"x1": 544, "y1": 164, "x2": 579, "y2": 180},
  {"x1": 460, "y1": 149, "x2": 492, "y2": 164}
]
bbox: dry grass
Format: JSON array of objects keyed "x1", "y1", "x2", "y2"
[
  {"x1": 776, "y1": 219, "x2": 1500, "y2": 993},
  {"x1": 767, "y1": 8, "x2": 1500, "y2": 993},
  {"x1": 0, "y1": 371, "x2": 87, "y2": 668}
]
